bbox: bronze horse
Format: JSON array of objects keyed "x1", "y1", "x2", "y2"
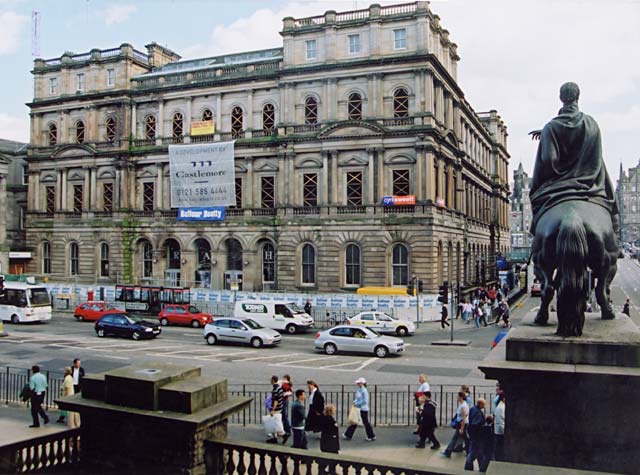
[{"x1": 531, "y1": 200, "x2": 618, "y2": 337}]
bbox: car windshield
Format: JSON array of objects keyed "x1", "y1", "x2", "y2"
[
  {"x1": 363, "y1": 327, "x2": 381, "y2": 338},
  {"x1": 28, "y1": 288, "x2": 51, "y2": 307},
  {"x1": 378, "y1": 314, "x2": 394, "y2": 322},
  {"x1": 123, "y1": 315, "x2": 143, "y2": 324},
  {"x1": 243, "y1": 319, "x2": 263, "y2": 330},
  {"x1": 288, "y1": 303, "x2": 304, "y2": 313},
  {"x1": 189, "y1": 306, "x2": 201, "y2": 313}
]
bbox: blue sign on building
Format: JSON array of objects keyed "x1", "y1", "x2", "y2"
[{"x1": 178, "y1": 207, "x2": 226, "y2": 221}]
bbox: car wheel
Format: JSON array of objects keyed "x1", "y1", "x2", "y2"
[
  {"x1": 206, "y1": 334, "x2": 217, "y2": 345},
  {"x1": 396, "y1": 326, "x2": 408, "y2": 337},
  {"x1": 74, "y1": 315, "x2": 84, "y2": 321},
  {"x1": 160, "y1": 318, "x2": 169, "y2": 326},
  {"x1": 11, "y1": 314, "x2": 19, "y2": 324},
  {"x1": 375, "y1": 345, "x2": 389, "y2": 358},
  {"x1": 132, "y1": 331, "x2": 141, "y2": 341},
  {"x1": 251, "y1": 337, "x2": 263, "y2": 348},
  {"x1": 97, "y1": 328, "x2": 105, "y2": 338},
  {"x1": 191, "y1": 320, "x2": 201, "y2": 328},
  {"x1": 285, "y1": 324, "x2": 297, "y2": 335},
  {"x1": 324, "y1": 343, "x2": 337, "y2": 355}
]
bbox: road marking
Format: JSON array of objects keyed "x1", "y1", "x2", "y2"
[
  {"x1": 101, "y1": 355, "x2": 130, "y2": 360},
  {"x1": 271, "y1": 356, "x2": 337, "y2": 366},
  {"x1": 355, "y1": 357, "x2": 378, "y2": 371},
  {"x1": 318, "y1": 359, "x2": 366, "y2": 369},
  {"x1": 232, "y1": 352, "x2": 303, "y2": 362}
]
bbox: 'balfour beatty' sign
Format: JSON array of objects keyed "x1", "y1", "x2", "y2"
[
  {"x1": 178, "y1": 207, "x2": 226, "y2": 221},
  {"x1": 169, "y1": 141, "x2": 236, "y2": 208}
]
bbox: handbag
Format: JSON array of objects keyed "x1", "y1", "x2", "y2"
[
  {"x1": 262, "y1": 413, "x2": 285, "y2": 436},
  {"x1": 348, "y1": 405, "x2": 361, "y2": 426},
  {"x1": 450, "y1": 415, "x2": 460, "y2": 429}
]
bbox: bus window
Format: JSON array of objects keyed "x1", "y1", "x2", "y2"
[
  {"x1": 161, "y1": 289, "x2": 172, "y2": 303},
  {"x1": 123, "y1": 287, "x2": 134, "y2": 302},
  {"x1": 5, "y1": 290, "x2": 27, "y2": 308},
  {"x1": 173, "y1": 289, "x2": 182, "y2": 303},
  {"x1": 133, "y1": 287, "x2": 141, "y2": 300},
  {"x1": 140, "y1": 288, "x2": 150, "y2": 302},
  {"x1": 115, "y1": 286, "x2": 124, "y2": 301},
  {"x1": 28, "y1": 288, "x2": 51, "y2": 307},
  {"x1": 182, "y1": 289, "x2": 191, "y2": 304}
]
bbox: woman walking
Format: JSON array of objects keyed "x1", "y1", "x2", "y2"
[
  {"x1": 342, "y1": 377, "x2": 375, "y2": 441},
  {"x1": 320, "y1": 404, "x2": 340, "y2": 454},
  {"x1": 61, "y1": 367, "x2": 80, "y2": 428},
  {"x1": 305, "y1": 380, "x2": 324, "y2": 436}
]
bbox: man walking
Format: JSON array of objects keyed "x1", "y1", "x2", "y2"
[
  {"x1": 291, "y1": 389, "x2": 308, "y2": 449},
  {"x1": 440, "y1": 305, "x2": 450, "y2": 329},
  {"x1": 623, "y1": 299, "x2": 630, "y2": 316},
  {"x1": 28, "y1": 365, "x2": 49, "y2": 428},
  {"x1": 464, "y1": 398, "x2": 488, "y2": 471},
  {"x1": 267, "y1": 375, "x2": 287, "y2": 444},
  {"x1": 71, "y1": 358, "x2": 84, "y2": 394},
  {"x1": 416, "y1": 392, "x2": 440, "y2": 449}
]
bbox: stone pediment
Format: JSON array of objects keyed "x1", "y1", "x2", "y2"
[
  {"x1": 68, "y1": 170, "x2": 85, "y2": 181},
  {"x1": 98, "y1": 168, "x2": 115, "y2": 179},
  {"x1": 254, "y1": 161, "x2": 279, "y2": 172},
  {"x1": 444, "y1": 130, "x2": 460, "y2": 150},
  {"x1": 338, "y1": 155, "x2": 368, "y2": 167},
  {"x1": 51, "y1": 144, "x2": 95, "y2": 158},
  {"x1": 385, "y1": 154, "x2": 416, "y2": 164},
  {"x1": 295, "y1": 157, "x2": 322, "y2": 169},
  {"x1": 319, "y1": 121, "x2": 384, "y2": 139},
  {"x1": 138, "y1": 167, "x2": 157, "y2": 179}
]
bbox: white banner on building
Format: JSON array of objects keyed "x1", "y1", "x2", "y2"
[{"x1": 169, "y1": 141, "x2": 236, "y2": 208}]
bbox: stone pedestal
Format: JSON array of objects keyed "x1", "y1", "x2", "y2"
[
  {"x1": 479, "y1": 311, "x2": 640, "y2": 475},
  {"x1": 57, "y1": 363, "x2": 250, "y2": 475}
]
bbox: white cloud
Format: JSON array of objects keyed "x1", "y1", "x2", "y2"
[
  {"x1": 0, "y1": 9, "x2": 28, "y2": 55},
  {"x1": 0, "y1": 113, "x2": 29, "y2": 143},
  {"x1": 103, "y1": 3, "x2": 137, "y2": 26}
]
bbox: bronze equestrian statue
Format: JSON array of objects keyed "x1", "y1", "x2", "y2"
[{"x1": 529, "y1": 82, "x2": 620, "y2": 337}]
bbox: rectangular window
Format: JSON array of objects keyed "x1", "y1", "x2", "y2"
[
  {"x1": 103, "y1": 182, "x2": 114, "y2": 212},
  {"x1": 143, "y1": 182, "x2": 155, "y2": 211},
  {"x1": 305, "y1": 39, "x2": 317, "y2": 60},
  {"x1": 346, "y1": 171, "x2": 363, "y2": 206},
  {"x1": 394, "y1": 28, "x2": 407, "y2": 49},
  {"x1": 46, "y1": 186, "x2": 56, "y2": 214},
  {"x1": 107, "y1": 69, "x2": 115, "y2": 87},
  {"x1": 76, "y1": 73, "x2": 85, "y2": 91},
  {"x1": 22, "y1": 165, "x2": 28, "y2": 186},
  {"x1": 303, "y1": 173, "x2": 318, "y2": 207},
  {"x1": 231, "y1": 177, "x2": 242, "y2": 208},
  {"x1": 261, "y1": 176, "x2": 275, "y2": 208},
  {"x1": 392, "y1": 169, "x2": 410, "y2": 196},
  {"x1": 348, "y1": 34, "x2": 361, "y2": 54},
  {"x1": 73, "y1": 185, "x2": 83, "y2": 213},
  {"x1": 49, "y1": 77, "x2": 57, "y2": 95}
]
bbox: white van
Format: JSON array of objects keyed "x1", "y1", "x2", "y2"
[
  {"x1": 234, "y1": 300, "x2": 314, "y2": 334},
  {"x1": 0, "y1": 282, "x2": 52, "y2": 323}
]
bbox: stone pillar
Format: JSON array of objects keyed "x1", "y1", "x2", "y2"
[
  {"x1": 157, "y1": 100, "x2": 164, "y2": 143},
  {"x1": 327, "y1": 78, "x2": 337, "y2": 121},
  {"x1": 156, "y1": 163, "x2": 164, "y2": 210},
  {"x1": 279, "y1": 85, "x2": 287, "y2": 125},
  {"x1": 277, "y1": 153, "x2": 285, "y2": 206},
  {"x1": 114, "y1": 168, "x2": 122, "y2": 211},
  {"x1": 377, "y1": 148, "x2": 385, "y2": 202},
  {"x1": 331, "y1": 150, "x2": 339, "y2": 204},
  {"x1": 425, "y1": 152, "x2": 435, "y2": 201},
  {"x1": 61, "y1": 170, "x2": 68, "y2": 211},
  {"x1": 216, "y1": 95, "x2": 222, "y2": 131},
  {"x1": 246, "y1": 90, "x2": 253, "y2": 130},
  {"x1": 322, "y1": 81, "x2": 329, "y2": 122},
  {"x1": 415, "y1": 145, "x2": 425, "y2": 202},
  {"x1": 287, "y1": 153, "x2": 295, "y2": 206},
  {"x1": 185, "y1": 97, "x2": 192, "y2": 137},
  {"x1": 288, "y1": 83, "x2": 296, "y2": 124},
  {"x1": 367, "y1": 147, "x2": 375, "y2": 204},
  {"x1": 414, "y1": 69, "x2": 424, "y2": 114},
  {"x1": 83, "y1": 168, "x2": 90, "y2": 210},
  {"x1": 131, "y1": 102, "x2": 137, "y2": 138},
  {"x1": 322, "y1": 151, "x2": 329, "y2": 205},
  {"x1": 90, "y1": 168, "x2": 97, "y2": 209},
  {"x1": 245, "y1": 158, "x2": 254, "y2": 208},
  {"x1": 0, "y1": 177, "x2": 7, "y2": 243},
  {"x1": 56, "y1": 170, "x2": 63, "y2": 210}
]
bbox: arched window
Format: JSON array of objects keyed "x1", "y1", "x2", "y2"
[
  {"x1": 165, "y1": 239, "x2": 181, "y2": 269},
  {"x1": 393, "y1": 88, "x2": 409, "y2": 118},
  {"x1": 391, "y1": 243, "x2": 409, "y2": 285},
  {"x1": 42, "y1": 241, "x2": 51, "y2": 274},
  {"x1": 347, "y1": 92, "x2": 362, "y2": 120},
  {"x1": 172, "y1": 112, "x2": 183, "y2": 140},
  {"x1": 75, "y1": 120, "x2": 85, "y2": 144},
  {"x1": 262, "y1": 103, "x2": 275, "y2": 134},
  {"x1": 345, "y1": 243, "x2": 361, "y2": 286},
  {"x1": 301, "y1": 244, "x2": 316, "y2": 284},
  {"x1": 201, "y1": 108, "x2": 213, "y2": 122},
  {"x1": 226, "y1": 238, "x2": 243, "y2": 271},
  {"x1": 48, "y1": 123, "x2": 57, "y2": 146},
  {"x1": 70, "y1": 242, "x2": 79, "y2": 276},
  {"x1": 304, "y1": 97, "x2": 318, "y2": 125},
  {"x1": 141, "y1": 240, "x2": 153, "y2": 278},
  {"x1": 99, "y1": 243, "x2": 110, "y2": 277},
  {"x1": 262, "y1": 242, "x2": 276, "y2": 284},
  {"x1": 231, "y1": 107, "x2": 243, "y2": 138},
  {"x1": 144, "y1": 115, "x2": 156, "y2": 139},
  {"x1": 194, "y1": 238, "x2": 212, "y2": 287},
  {"x1": 105, "y1": 117, "x2": 117, "y2": 142}
]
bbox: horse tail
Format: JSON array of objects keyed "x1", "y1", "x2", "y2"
[{"x1": 556, "y1": 213, "x2": 588, "y2": 293}]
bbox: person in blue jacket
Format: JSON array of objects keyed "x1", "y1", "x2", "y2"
[{"x1": 342, "y1": 377, "x2": 376, "y2": 441}]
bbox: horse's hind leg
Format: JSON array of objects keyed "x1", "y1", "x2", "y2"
[
  {"x1": 595, "y1": 253, "x2": 617, "y2": 320},
  {"x1": 534, "y1": 264, "x2": 555, "y2": 325}
]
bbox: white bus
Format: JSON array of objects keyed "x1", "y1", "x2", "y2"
[{"x1": 0, "y1": 282, "x2": 52, "y2": 323}]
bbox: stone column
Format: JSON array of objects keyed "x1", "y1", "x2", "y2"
[
  {"x1": 156, "y1": 163, "x2": 164, "y2": 210},
  {"x1": 288, "y1": 83, "x2": 296, "y2": 124},
  {"x1": 61, "y1": 169, "x2": 68, "y2": 211},
  {"x1": 415, "y1": 145, "x2": 425, "y2": 202},
  {"x1": 90, "y1": 106, "x2": 99, "y2": 142},
  {"x1": 322, "y1": 151, "x2": 329, "y2": 205},
  {"x1": 216, "y1": 95, "x2": 222, "y2": 131},
  {"x1": 157, "y1": 100, "x2": 164, "y2": 144},
  {"x1": 279, "y1": 85, "x2": 287, "y2": 125},
  {"x1": 83, "y1": 168, "x2": 90, "y2": 210},
  {"x1": 90, "y1": 168, "x2": 97, "y2": 209},
  {"x1": 185, "y1": 97, "x2": 192, "y2": 137},
  {"x1": 0, "y1": 176, "x2": 7, "y2": 244},
  {"x1": 414, "y1": 69, "x2": 424, "y2": 114},
  {"x1": 331, "y1": 150, "x2": 339, "y2": 204},
  {"x1": 287, "y1": 153, "x2": 295, "y2": 206},
  {"x1": 327, "y1": 78, "x2": 337, "y2": 121},
  {"x1": 114, "y1": 168, "x2": 121, "y2": 211},
  {"x1": 322, "y1": 81, "x2": 329, "y2": 122},
  {"x1": 377, "y1": 147, "x2": 385, "y2": 202},
  {"x1": 60, "y1": 111, "x2": 68, "y2": 144},
  {"x1": 131, "y1": 102, "x2": 137, "y2": 138},
  {"x1": 425, "y1": 153, "x2": 435, "y2": 201},
  {"x1": 425, "y1": 72, "x2": 434, "y2": 116},
  {"x1": 56, "y1": 170, "x2": 62, "y2": 210},
  {"x1": 367, "y1": 147, "x2": 375, "y2": 204},
  {"x1": 277, "y1": 153, "x2": 286, "y2": 206},
  {"x1": 246, "y1": 90, "x2": 253, "y2": 130}
]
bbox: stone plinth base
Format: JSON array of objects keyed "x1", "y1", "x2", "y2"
[{"x1": 480, "y1": 311, "x2": 640, "y2": 475}]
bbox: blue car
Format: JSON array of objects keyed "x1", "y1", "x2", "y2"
[{"x1": 95, "y1": 313, "x2": 161, "y2": 340}]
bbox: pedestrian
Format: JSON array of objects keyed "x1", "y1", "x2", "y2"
[
  {"x1": 623, "y1": 299, "x2": 630, "y2": 316},
  {"x1": 462, "y1": 300, "x2": 472, "y2": 324},
  {"x1": 441, "y1": 391, "x2": 468, "y2": 457},
  {"x1": 304, "y1": 299, "x2": 312, "y2": 315},
  {"x1": 71, "y1": 358, "x2": 84, "y2": 394},
  {"x1": 343, "y1": 377, "x2": 375, "y2": 441},
  {"x1": 28, "y1": 365, "x2": 50, "y2": 428},
  {"x1": 464, "y1": 398, "x2": 488, "y2": 471},
  {"x1": 461, "y1": 385, "x2": 473, "y2": 406},
  {"x1": 481, "y1": 301, "x2": 489, "y2": 327},
  {"x1": 497, "y1": 301, "x2": 511, "y2": 328},
  {"x1": 291, "y1": 389, "x2": 308, "y2": 449},
  {"x1": 280, "y1": 374, "x2": 293, "y2": 441},
  {"x1": 493, "y1": 394, "x2": 506, "y2": 461},
  {"x1": 320, "y1": 404, "x2": 340, "y2": 454},
  {"x1": 414, "y1": 374, "x2": 430, "y2": 432},
  {"x1": 266, "y1": 375, "x2": 287, "y2": 444},
  {"x1": 415, "y1": 392, "x2": 440, "y2": 449},
  {"x1": 488, "y1": 287, "x2": 496, "y2": 305},
  {"x1": 305, "y1": 380, "x2": 324, "y2": 436},
  {"x1": 61, "y1": 367, "x2": 81, "y2": 428},
  {"x1": 474, "y1": 302, "x2": 482, "y2": 328},
  {"x1": 492, "y1": 382, "x2": 504, "y2": 411},
  {"x1": 440, "y1": 305, "x2": 450, "y2": 329}
]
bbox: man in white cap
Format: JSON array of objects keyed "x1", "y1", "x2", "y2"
[{"x1": 342, "y1": 377, "x2": 376, "y2": 441}]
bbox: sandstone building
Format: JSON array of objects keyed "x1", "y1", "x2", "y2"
[
  {"x1": 509, "y1": 163, "x2": 531, "y2": 262},
  {"x1": 25, "y1": 1, "x2": 510, "y2": 292},
  {"x1": 617, "y1": 161, "x2": 640, "y2": 245}
]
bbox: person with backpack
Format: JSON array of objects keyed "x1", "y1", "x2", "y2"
[
  {"x1": 464, "y1": 398, "x2": 488, "y2": 471},
  {"x1": 415, "y1": 392, "x2": 440, "y2": 449}
]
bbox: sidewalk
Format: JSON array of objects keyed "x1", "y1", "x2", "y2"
[{"x1": 0, "y1": 404, "x2": 68, "y2": 447}]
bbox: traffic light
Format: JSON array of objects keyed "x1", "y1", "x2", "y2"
[
  {"x1": 418, "y1": 279, "x2": 424, "y2": 293},
  {"x1": 406, "y1": 279, "x2": 415, "y2": 296},
  {"x1": 437, "y1": 280, "x2": 449, "y2": 304}
]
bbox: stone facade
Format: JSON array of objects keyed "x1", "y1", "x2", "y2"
[
  {"x1": 616, "y1": 161, "x2": 640, "y2": 245},
  {"x1": 25, "y1": 1, "x2": 510, "y2": 292},
  {"x1": 509, "y1": 163, "x2": 531, "y2": 262}
]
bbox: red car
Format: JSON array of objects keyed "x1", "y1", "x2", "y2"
[
  {"x1": 74, "y1": 301, "x2": 118, "y2": 322},
  {"x1": 158, "y1": 304, "x2": 213, "y2": 328}
]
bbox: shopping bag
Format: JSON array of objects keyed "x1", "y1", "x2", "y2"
[
  {"x1": 262, "y1": 413, "x2": 285, "y2": 436},
  {"x1": 348, "y1": 406, "x2": 361, "y2": 426}
]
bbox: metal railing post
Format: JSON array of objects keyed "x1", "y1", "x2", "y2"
[{"x1": 373, "y1": 385, "x2": 378, "y2": 427}]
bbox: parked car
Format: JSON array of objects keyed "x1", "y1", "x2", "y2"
[
  {"x1": 530, "y1": 280, "x2": 542, "y2": 296},
  {"x1": 158, "y1": 304, "x2": 213, "y2": 328},
  {"x1": 346, "y1": 311, "x2": 415, "y2": 336},
  {"x1": 74, "y1": 301, "x2": 118, "y2": 322},
  {"x1": 95, "y1": 313, "x2": 161, "y2": 340},
  {"x1": 203, "y1": 318, "x2": 281, "y2": 348},
  {"x1": 314, "y1": 325, "x2": 404, "y2": 358}
]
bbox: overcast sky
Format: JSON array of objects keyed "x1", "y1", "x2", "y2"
[{"x1": 0, "y1": 0, "x2": 638, "y2": 179}]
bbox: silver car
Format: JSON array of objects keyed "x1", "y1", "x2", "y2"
[
  {"x1": 203, "y1": 318, "x2": 282, "y2": 348},
  {"x1": 314, "y1": 325, "x2": 404, "y2": 358}
]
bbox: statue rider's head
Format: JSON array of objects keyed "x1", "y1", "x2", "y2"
[{"x1": 559, "y1": 82, "x2": 580, "y2": 105}]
